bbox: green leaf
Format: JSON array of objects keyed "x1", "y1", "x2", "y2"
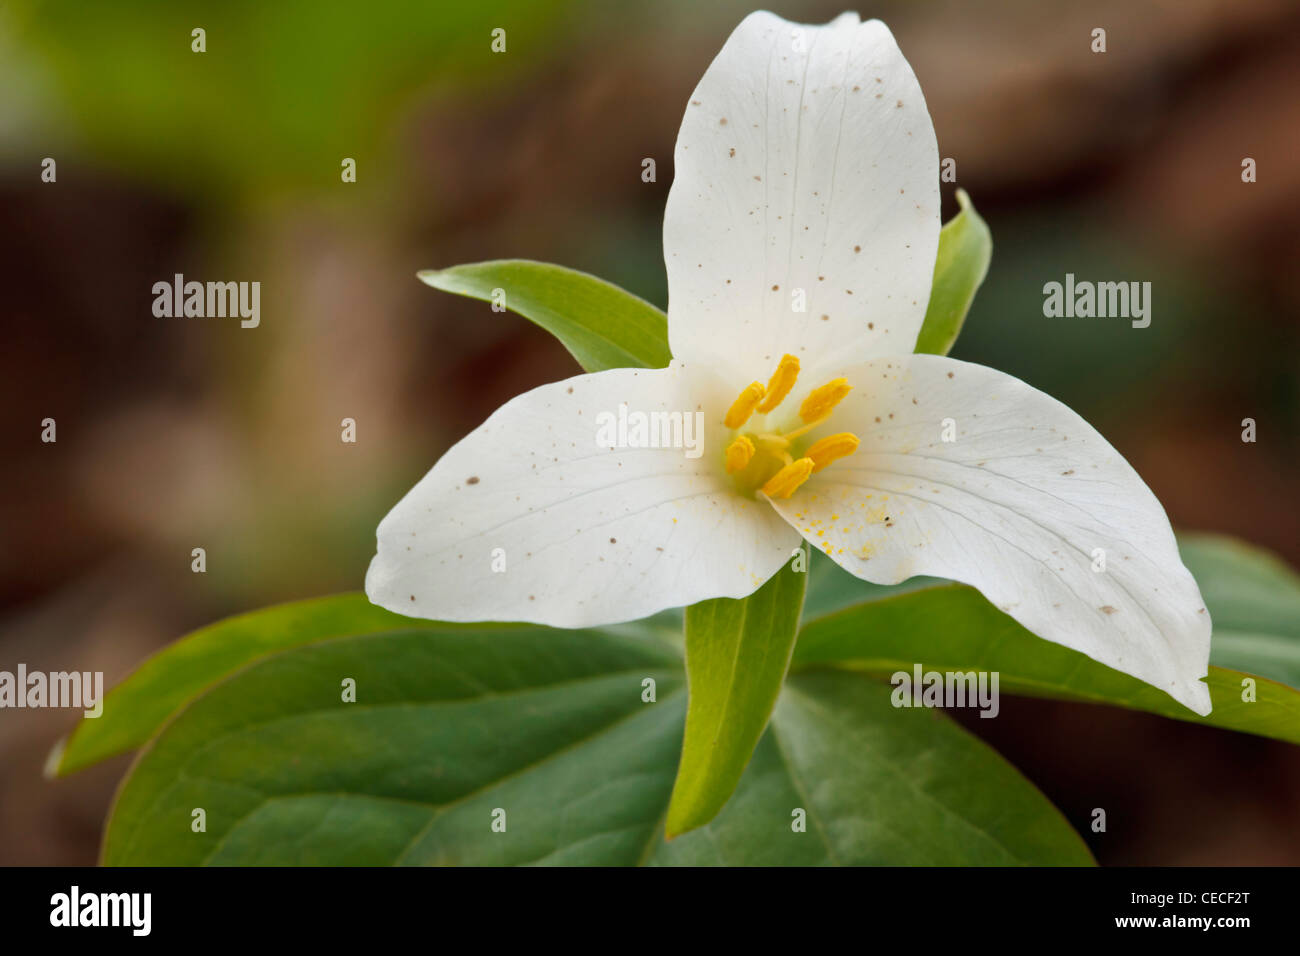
[
  {"x1": 1180, "y1": 533, "x2": 1300, "y2": 688},
  {"x1": 51, "y1": 594, "x2": 461, "y2": 776},
  {"x1": 793, "y1": 583, "x2": 1300, "y2": 744},
  {"x1": 51, "y1": 594, "x2": 679, "y2": 779},
  {"x1": 914, "y1": 189, "x2": 992, "y2": 356},
  {"x1": 63, "y1": 534, "x2": 1298, "y2": 783},
  {"x1": 801, "y1": 547, "x2": 941, "y2": 620},
  {"x1": 666, "y1": 551, "x2": 807, "y2": 838},
  {"x1": 657, "y1": 672, "x2": 1092, "y2": 866},
  {"x1": 418, "y1": 259, "x2": 671, "y2": 373},
  {"x1": 102, "y1": 624, "x2": 1090, "y2": 865}
]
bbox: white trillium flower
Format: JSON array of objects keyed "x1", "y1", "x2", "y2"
[{"x1": 367, "y1": 11, "x2": 1212, "y2": 715}]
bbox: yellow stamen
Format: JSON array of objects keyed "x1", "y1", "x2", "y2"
[
  {"x1": 798, "y1": 378, "x2": 852, "y2": 424},
  {"x1": 724, "y1": 435, "x2": 755, "y2": 473},
  {"x1": 761, "y1": 457, "x2": 815, "y2": 499},
  {"x1": 724, "y1": 381, "x2": 766, "y2": 429},
  {"x1": 806, "y1": 432, "x2": 861, "y2": 472},
  {"x1": 756, "y1": 354, "x2": 800, "y2": 413},
  {"x1": 780, "y1": 419, "x2": 821, "y2": 441},
  {"x1": 754, "y1": 432, "x2": 789, "y2": 449}
]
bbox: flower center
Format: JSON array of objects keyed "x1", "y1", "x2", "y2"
[{"x1": 721, "y1": 354, "x2": 860, "y2": 498}]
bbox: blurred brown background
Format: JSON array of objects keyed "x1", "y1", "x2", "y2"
[{"x1": 1, "y1": 0, "x2": 1297, "y2": 865}]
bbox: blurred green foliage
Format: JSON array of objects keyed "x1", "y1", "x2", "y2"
[{"x1": 6, "y1": 0, "x2": 579, "y2": 200}]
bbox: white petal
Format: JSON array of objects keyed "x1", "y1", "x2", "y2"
[
  {"x1": 767, "y1": 354, "x2": 1212, "y2": 714},
  {"x1": 366, "y1": 363, "x2": 800, "y2": 627},
  {"x1": 664, "y1": 12, "x2": 940, "y2": 383}
]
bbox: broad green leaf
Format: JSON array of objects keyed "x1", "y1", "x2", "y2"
[
  {"x1": 793, "y1": 584, "x2": 1300, "y2": 744},
  {"x1": 61, "y1": 534, "x2": 1297, "y2": 781},
  {"x1": 655, "y1": 672, "x2": 1091, "y2": 866},
  {"x1": 52, "y1": 595, "x2": 461, "y2": 776},
  {"x1": 1180, "y1": 533, "x2": 1300, "y2": 688},
  {"x1": 801, "y1": 547, "x2": 942, "y2": 620},
  {"x1": 418, "y1": 259, "x2": 671, "y2": 373},
  {"x1": 103, "y1": 626, "x2": 1091, "y2": 865},
  {"x1": 667, "y1": 552, "x2": 807, "y2": 838},
  {"x1": 914, "y1": 189, "x2": 992, "y2": 356},
  {"x1": 51, "y1": 594, "x2": 677, "y2": 778}
]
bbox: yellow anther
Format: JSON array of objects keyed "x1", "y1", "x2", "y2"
[
  {"x1": 798, "y1": 378, "x2": 852, "y2": 424},
  {"x1": 724, "y1": 382, "x2": 766, "y2": 429},
  {"x1": 761, "y1": 457, "x2": 815, "y2": 499},
  {"x1": 724, "y1": 435, "x2": 756, "y2": 473},
  {"x1": 806, "y1": 432, "x2": 861, "y2": 472},
  {"x1": 756, "y1": 354, "x2": 800, "y2": 413}
]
